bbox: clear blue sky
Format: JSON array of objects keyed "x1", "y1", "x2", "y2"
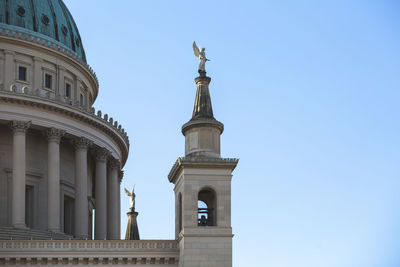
[{"x1": 65, "y1": 1, "x2": 400, "y2": 266}]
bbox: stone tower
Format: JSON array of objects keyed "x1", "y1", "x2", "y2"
[{"x1": 168, "y1": 72, "x2": 238, "y2": 267}]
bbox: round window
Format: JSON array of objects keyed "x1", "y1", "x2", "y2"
[
  {"x1": 16, "y1": 6, "x2": 26, "y2": 17},
  {"x1": 41, "y1": 14, "x2": 50, "y2": 25}
]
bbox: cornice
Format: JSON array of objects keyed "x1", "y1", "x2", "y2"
[
  {"x1": 168, "y1": 156, "x2": 239, "y2": 183},
  {"x1": 182, "y1": 118, "x2": 224, "y2": 135},
  {"x1": 0, "y1": 90, "x2": 129, "y2": 166}
]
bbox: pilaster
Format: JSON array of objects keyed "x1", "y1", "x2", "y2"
[
  {"x1": 4, "y1": 50, "x2": 15, "y2": 91},
  {"x1": 57, "y1": 65, "x2": 66, "y2": 97},
  {"x1": 32, "y1": 57, "x2": 43, "y2": 92}
]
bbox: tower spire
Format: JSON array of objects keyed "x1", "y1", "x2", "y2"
[
  {"x1": 124, "y1": 187, "x2": 140, "y2": 240},
  {"x1": 182, "y1": 74, "x2": 224, "y2": 158},
  {"x1": 192, "y1": 76, "x2": 214, "y2": 120},
  {"x1": 168, "y1": 45, "x2": 239, "y2": 266}
]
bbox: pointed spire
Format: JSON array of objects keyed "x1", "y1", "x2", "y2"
[
  {"x1": 124, "y1": 186, "x2": 140, "y2": 240},
  {"x1": 192, "y1": 76, "x2": 214, "y2": 120},
  {"x1": 125, "y1": 210, "x2": 140, "y2": 240},
  {"x1": 182, "y1": 74, "x2": 224, "y2": 158}
]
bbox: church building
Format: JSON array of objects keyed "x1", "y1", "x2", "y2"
[{"x1": 0, "y1": 1, "x2": 238, "y2": 266}]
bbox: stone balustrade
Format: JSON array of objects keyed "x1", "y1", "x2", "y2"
[
  {"x1": 0, "y1": 240, "x2": 179, "y2": 265},
  {"x1": 0, "y1": 240, "x2": 178, "y2": 251}
]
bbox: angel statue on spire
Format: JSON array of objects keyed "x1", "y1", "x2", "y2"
[
  {"x1": 193, "y1": 41, "x2": 210, "y2": 75},
  {"x1": 124, "y1": 185, "x2": 136, "y2": 211}
]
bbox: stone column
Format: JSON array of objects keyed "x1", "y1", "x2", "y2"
[
  {"x1": 73, "y1": 137, "x2": 92, "y2": 239},
  {"x1": 94, "y1": 148, "x2": 109, "y2": 240},
  {"x1": 118, "y1": 171, "x2": 123, "y2": 238},
  {"x1": 4, "y1": 50, "x2": 15, "y2": 91},
  {"x1": 46, "y1": 128, "x2": 65, "y2": 232},
  {"x1": 11, "y1": 120, "x2": 31, "y2": 228},
  {"x1": 107, "y1": 159, "x2": 120, "y2": 240}
]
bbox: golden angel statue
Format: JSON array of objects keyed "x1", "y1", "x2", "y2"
[
  {"x1": 193, "y1": 41, "x2": 210, "y2": 74},
  {"x1": 124, "y1": 186, "x2": 136, "y2": 211}
]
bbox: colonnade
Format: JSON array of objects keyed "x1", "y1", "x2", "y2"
[{"x1": 10, "y1": 120, "x2": 121, "y2": 240}]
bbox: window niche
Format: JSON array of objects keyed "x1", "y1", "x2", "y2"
[
  {"x1": 18, "y1": 66, "x2": 27, "y2": 81},
  {"x1": 198, "y1": 188, "x2": 216, "y2": 226},
  {"x1": 44, "y1": 73, "x2": 52, "y2": 90},
  {"x1": 65, "y1": 82, "x2": 71, "y2": 98}
]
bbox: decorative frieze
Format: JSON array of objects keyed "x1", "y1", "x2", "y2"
[
  {"x1": 10, "y1": 120, "x2": 31, "y2": 134},
  {"x1": 0, "y1": 256, "x2": 178, "y2": 265},
  {"x1": 46, "y1": 127, "x2": 66, "y2": 143},
  {"x1": 0, "y1": 240, "x2": 179, "y2": 265}
]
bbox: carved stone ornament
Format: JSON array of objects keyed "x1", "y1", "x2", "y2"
[
  {"x1": 95, "y1": 147, "x2": 110, "y2": 162},
  {"x1": 11, "y1": 120, "x2": 31, "y2": 134},
  {"x1": 119, "y1": 170, "x2": 124, "y2": 182},
  {"x1": 108, "y1": 158, "x2": 121, "y2": 170},
  {"x1": 72, "y1": 137, "x2": 92, "y2": 151},
  {"x1": 46, "y1": 127, "x2": 66, "y2": 143}
]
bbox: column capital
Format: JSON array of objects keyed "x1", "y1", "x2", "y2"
[
  {"x1": 32, "y1": 56, "x2": 43, "y2": 63},
  {"x1": 46, "y1": 128, "x2": 66, "y2": 144},
  {"x1": 94, "y1": 147, "x2": 110, "y2": 162},
  {"x1": 58, "y1": 65, "x2": 66, "y2": 72},
  {"x1": 11, "y1": 120, "x2": 31, "y2": 134},
  {"x1": 4, "y1": 50, "x2": 15, "y2": 56},
  {"x1": 108, "y1": 158, "x2": 121, "y2": 171},
  {"x1": 72, "y1": 137, "x2": 92, "y2": 151},
  {"x1": 118, "y1": 170, "x2": 124, "y2": 182}
]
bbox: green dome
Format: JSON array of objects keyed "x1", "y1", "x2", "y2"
[{"x1": 0, "y1": 0, "x2": 86, "y2": 63}]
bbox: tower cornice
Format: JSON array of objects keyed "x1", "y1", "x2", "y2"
[
  {"x1": 168, "y1": 157, "x2": 239, "y2": 184},
  {"x1": 181, "y1": 118, "x2": 224, "y2": 135}
]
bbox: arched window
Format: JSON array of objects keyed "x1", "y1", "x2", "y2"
[{"x1": 198, "y1": 188, "x2": 216, "y2": 226}]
